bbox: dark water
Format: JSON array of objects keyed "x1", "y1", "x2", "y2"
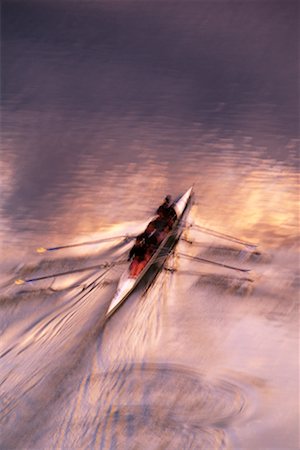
[{"x1": 1, "y1": 1, "x2": 299, "y2": 449}]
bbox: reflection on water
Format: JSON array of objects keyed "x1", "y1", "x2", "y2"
[
  {"x1": 1, "y1": 124, "x2": 298, "y2": 254},
  {"x1": 1, "y1": 1, "x2": 299, "y2": 449},
  {"x1": 51, "y1": 363, "x2": 246, "y2": 450}
]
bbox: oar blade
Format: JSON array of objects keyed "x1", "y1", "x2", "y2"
[{"x1": 36, "y1": 247, "x2": 47, "y2": 253}]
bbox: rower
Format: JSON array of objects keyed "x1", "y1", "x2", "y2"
[
  {"x1": 128, "y1": 223, "x2": 158, "y2": 260},
  {"x1": 144, "y1": 222, "x2": 159, "y2": 247},
  {"x1": 156, "y1": 195, "x2": 172, "y2": 219},
  {"x1": 157, "y1": 195, "x2": 177, "y2": 225},
  {"x1": 128, "y1": 223, "x2": 160, "y2": 276},
  {"x1": 128, "y1": 235, "x2": 147, "y2": 261},
  {"x1": 128, "y1": 238, "x2": 150, "y2": 278},
  {"x1": 131, "y1": 224, "x2": 158, "y2": 255}
]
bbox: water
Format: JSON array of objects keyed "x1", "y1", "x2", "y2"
[{"x1": 1, "y1": 1, "x2": 299, "y2": 449}]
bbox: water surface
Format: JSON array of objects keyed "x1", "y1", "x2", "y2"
[{"x1": 1, "y1": 1, "x2": 299, "y2": 449}]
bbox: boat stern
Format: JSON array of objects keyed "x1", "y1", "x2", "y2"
[{"x1": 105, "y1": 276, "x2": 136, "y2": 318}]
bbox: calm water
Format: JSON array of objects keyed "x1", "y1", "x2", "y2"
[{"x1": 1, "y1": 1, "x2": 299, "y2": 449}]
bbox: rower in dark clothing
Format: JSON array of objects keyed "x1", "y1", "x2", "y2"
[
  {"x1": 128, "y1": 223, "x2": 159, "y2": 262},
  {"x1": 144, "y1": 223, "x2": 159, "y2": 249},
  {"x1": 156, "y1": 195, "x2": 172, "y2": 219},
  {"x1": 128, "y1": 223, "x2": 160, "y2": 277},
  {"x1": 128, "y1": 196, "x2": 177, "y2": 276},
  {"x1": 156, "y1": 195, "x2": 177, "y2": 225},
  {"x1": 128, "y1": 235, "x2": 147, "y2": 262}
]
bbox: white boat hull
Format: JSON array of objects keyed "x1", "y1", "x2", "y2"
[{"x1": 106, "y1": 187, "x2": 193, "y2": 318}]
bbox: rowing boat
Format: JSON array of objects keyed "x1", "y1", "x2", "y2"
[
  {"x1": 106, "y1": 187, "x2": 193, "y2": 318},
  {"x1": 106, "y1": 187, "x2": 194, "y2": 318}
]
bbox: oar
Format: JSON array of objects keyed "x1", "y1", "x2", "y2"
[
  {"x1": 189, "y1": 224, "x2": 257, "y2": 248},
  {"x1": 182, "y1": 238, "x2": 261, "y2": 256},
  {"x1": 178, "y1": 252, "x2": 251, "y2": 273},
  {"x1": 164, "y1": 268, "x2": 254, "y2": 282},
  {"x1": 36, "y1": 235, "x2": 135, "y2": 253},
  {"x1": 15, "y1": 259, "x2": 127, "y2": 285}
]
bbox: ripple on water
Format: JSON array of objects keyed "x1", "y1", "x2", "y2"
[{"x1": 57, "y1": 362, "x2": 248, "y2": 450}]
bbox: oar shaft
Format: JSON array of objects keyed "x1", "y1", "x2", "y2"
[
  {"x1": 191, "y1": 224, "x2": 257, "y2": 248},
  {"x1": 15, "y1": 260, "x2": 127, "y2": 284},
  {"x1": 37, "y1": 235, "x2": 133, "y2": 252},
  {"x1": 25, "y1": 264, "x2": 107, "y2": 282},
  {"x1": 179, "y1": 253, "x2": 250, "y2": 272}
]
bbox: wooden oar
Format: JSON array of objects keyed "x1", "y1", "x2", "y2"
[
  {"x1": 36, "y1": 235, "x2": 135, "y2": 253},
  {"x1": 189, "y1": 224, "x2": 257, "y2": 248},
  {"x1": 15, "y1": 259, "x2": 127, "y2": 285},
  {"x1": 178, "y1": 252, "x2": 251, "y2": 273}
]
